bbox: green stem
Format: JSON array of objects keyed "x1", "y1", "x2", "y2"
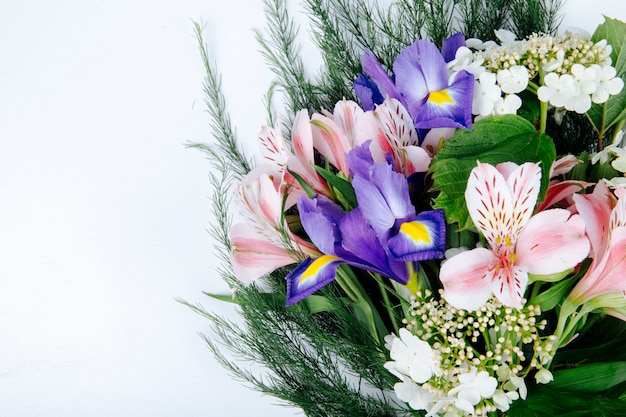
[
  {"x1": 598, "y1": 103, "x2": 608, "y2": 151},
  {"x1": 335, "y1": 266, "x2": 384, "y2": 344},
  {"x1": 536, "y1": 71, "x2": 548, "y2": 134},
  {"x1": 374, "y1": 274, "x2": 400, "y2": 334}
]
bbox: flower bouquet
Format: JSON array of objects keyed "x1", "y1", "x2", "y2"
[{"x1": 191, "y1": 1, "x2": 626, "y2": 415}]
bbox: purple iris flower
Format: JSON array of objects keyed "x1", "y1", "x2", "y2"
[
  {"x1": 353, "y1": 34, "x2": 474, "y2": 130},
  {"x1": 285, "y1": 145, "x2": 446, "y2": 306}
]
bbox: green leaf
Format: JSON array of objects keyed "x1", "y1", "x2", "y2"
[
  {"x1": 303, "y1": 294, "x2": 344, "y2": 314},
  {"x1": 508, "y1": 387, "x2": 626, "y2": 417},
  {"x1": 587, "y1": 16, "x2": 626, "y2": 133},
  {"x1": 288, "y1": 168, "x2": 317, "y2": 198},
  {"x1": 549, "y1": 362, "x2": 626, "y2": 393},
  {"x1": 314, "y1": 166, "x2": 357, "y2": 210},
  {"x1": 430, "y1": 115, "x2": 556, "y2": 229},
  {"x1": 528, "y1": 275, "x2": 577, "y2": 312}
]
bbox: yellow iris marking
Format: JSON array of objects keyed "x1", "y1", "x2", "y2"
[
  {"x1": 400, "y1": 222, "x2": 432, "y2": 243},
  {"x1": 300, "y1": 255, "x2": 341, "y2": 284},
  {"x1": 428, "y1": 89, "x2": 454, "y2": 105}
]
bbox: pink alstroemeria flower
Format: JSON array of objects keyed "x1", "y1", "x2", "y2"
[
  {"x1": 440, "y1": 162, "x2": 589, "y2": 310},
  {"x1": 230, "y1": 169, "x2": 318, "y2": 284},
  {"x1": 359, "y1": 98, "x2": 432, "y2": 178},
  {"x1": 568, "y1": 181, "x2": 626, "y2": 307}
]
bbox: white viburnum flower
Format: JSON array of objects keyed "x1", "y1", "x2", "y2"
[
  {"x1": 394, "y1": 378, "x2": 434, "y2": 411},
  {"x1": 493, "y1": 94, "x2": 522, "y2": 115},
  {"x1": 448, "y1": 368, "x2": 497, "y2": 415},
  {"x1": 494, "y1": 28, "x2": 517, "y2": 44},
  {"x1": 538, "y1": 72, "x2": 577, "y2": 108},
  {"x1": 473, "y1": 72, "x2": 502, "y2": 117},
  {"x1": 448, "y1": 46, "x2": 485, "y2": 79},
  {"x1": 592, "y1": 65, "x2": 624, "y2": 104},
  {"x1": 384, "y1": 328, "x2": 440, "y2": 384},
  {"x1": 496, "y1": 66, "x2": 529, "y2": 94}
]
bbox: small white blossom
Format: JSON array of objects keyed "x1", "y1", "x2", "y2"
[
  {"x1": 494, "y1": 28, "x2": 517, "y2": 44},
  {"x1": 535, "y1": 368, "x2": 554, "y2": 384},
  {"x1": 394, "y1": 378, "x2": 434, "y2": 411},
  {"x1": 493, "y1": 94, "x2": 522, "y2": 115},
  {"x1": 448, "y1": 368, "x2": 497, "y2": 414},
  {"x1": 538, "y1": 72, "x2": 577, "y2": 108},
  {"x1": 497, "y1": 66, "x2": 529, "y2": 94},
  {"x1": 448, "y1": 46, "x2": 485, "y2": 79},
  {"x1": 591, "y1": 130, "x2": 625, "y2": 165},
  {"x1": 384, "y1": 328, "x2": 440, "y2": 384},
  {"x1": 492, "y1": 389, "x2": 520, "y2": 411},
  {"x1": 473, "y1": 72, "x2": 502, "y2": 116},
  {"x1": 592, "y1": 65, "x2": 624, "y2": 104}
]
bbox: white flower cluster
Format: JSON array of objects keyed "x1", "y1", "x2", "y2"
[
  {"x1": 384, "y1": 293, "x2": 555, "y2": 416},
  {"x1": 449, "y1": 29, "x2": 624, "y2": 118}
]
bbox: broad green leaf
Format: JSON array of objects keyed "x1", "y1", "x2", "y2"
[
  {"x1": 508, "y1": 387, "x2": 626, "y2": 417},
  {"x1": 430, "y1": 115, "x2": 556, "y2": 229},
  {"x1": 587, "y1": 16, "x2": 626, "y2": 133},
  {"x1": 549, "y1": 362, "x2": 626, "y2": 393}
]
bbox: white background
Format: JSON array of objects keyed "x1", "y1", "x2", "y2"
[{"x1": 0, "y1": 1, "x2": 622, "y2": 416}]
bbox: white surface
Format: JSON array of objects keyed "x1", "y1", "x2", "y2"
[{"x1": 0, "y1": 1, "x2": 622, "y2": 416}]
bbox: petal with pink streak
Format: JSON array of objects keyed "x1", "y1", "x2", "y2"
[
  {"x1": 536, "y1": 180, "x2": 589, "y2": 212},
  {"x1": 440, "y1": 248, "x2": 495, "y2": 310},
  {"x1": 491, "y1": 265, "x2": 528, "y2": 309},
  {"x1": 465, "y1": 163, "x2": 514, "y2": 249},
  {"x1": 570, "y1": 226, "x2": 626, "y2": 302},
  {"x1": 331, "y1": 99, "x2": 367, "y2": 147},
  {"x1": 230, "y1": 225, "x2": 298, "y2": 284},
  {"x1": 502, "y1": 162, "x2": 542, "y2": 238},
  {"x1": 291, "y1": 110, "x2": 315, "y2": 165},
  {"x1": 402, "y1": 145, "x2": 432, "y2": 175},
  {"x1": 311, "y1": 114, "x2": 351, "y2": 175},
  {"x1": 573, "y1": 181, "x2": 613, "y2": 259},
  {"x1": 516, "y1": 209, "x2": 589, "y2": 275}
]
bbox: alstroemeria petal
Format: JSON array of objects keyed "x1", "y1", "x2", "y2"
[
  {"x1": 569, "y1": 226, "x2": 626, "y2": 303},
  {"x1": 502, "y1": 162, "x2": 542, "y2": 237},
  {"x1": 388, "y1": 210, "x2": 446, "y2": 261},
  {"x1": 311, "y1": 113, "x2": 352, "y2": 176},
  {"x1": 536, "y1": 180, "x2": 590, "y2": 212},
  {"x1": 230, "y1": 224, "x2": 298, "y2": 284},
  {"x1": 285, "y1": 255, "x2": 342, "y2": 306},
  {"x1": 414, "y1": 70, "x2": 474, "y2": 129},
  {"x1": 441, "y1": 248, "x2": 495, "y2": 310},
  {"x1": 573, "y1": 181, "x2": 614, "y2": 258},
  {"x1": 491, "y1": 265, "x2": 528, "y2": 309},
  {"x1": 516, "y1": 209, "x2": 589, "y2": 275},
  {"x1": 466, "y1": 163, "x2": 515, "y2": 250}
]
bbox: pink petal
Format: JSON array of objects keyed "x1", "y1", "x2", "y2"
[
  {"x1": 491, "y1": 265, "x2": 528, "y2": 309},
  {"x1": 550, "y1": 155, "x2": 581, "y2": 177},
  {"x1": 516, "y1": 209, "x2": 589, "y2": 275},
  {"x1": 230, "y1": 225, "x2": 298, "y2": 284},
  {"x1": 569, "y1": 226, "x2": 626, "y2": 302},
  {"x1": 440, "y1": 248, "x2": 495, "y2": 310},
  {"x1": 311, "y1": 113, "x2": 352, "y2": 175},
  {"x1": 465, "y1": 163, "x2": 515, "y2": 249},
  {"x1": 536, "y1": 180, "x2": 590, "y2": 212},
  {"x1": 402, "y1": 145, "x2": 432, "y2": 175},
  {"x1": 573, "y1": 181, "x2": 614, "y2": 259},
  {"x1": 291, "y1": 110, "x2": 315, "y2": 166},
  {"x1": 502, "y1": 162, "x2": 542, "y2": 236},
  {"x1": 258, "y1": 122, "x2": 289, "y2": 171},
  {"x1": 330, "y1": 99, "x2": 367, "y2": 147}
]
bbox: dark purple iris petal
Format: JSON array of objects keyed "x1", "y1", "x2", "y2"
[
  {"x1": 441, "y1": 33, "x2": 465, "y2": 63},
  {"x1": 298, "y1": 195, "x2": 344, "y2": 255},
  {"x1": 353, "y1": 74, "x2": 384, "y2": 111}
]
